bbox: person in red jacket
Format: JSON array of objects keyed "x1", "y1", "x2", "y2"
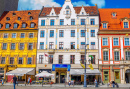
[{"x1": 30, "y1": 78, "x2": 32, "y2": 85}]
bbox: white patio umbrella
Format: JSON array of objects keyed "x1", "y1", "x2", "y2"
[{"x1": 35, "y1": 71, "x2": 54, "y2": 77}]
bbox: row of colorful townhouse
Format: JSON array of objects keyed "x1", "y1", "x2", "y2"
[{"x1": 0, "y1": 0, "x2": 130, "y2": 84}]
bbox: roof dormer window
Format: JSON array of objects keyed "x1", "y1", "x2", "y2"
[
  {"x1": 30, "y1": 23, "x2": 35, "y2": 28},
  {"x1": 52, "y1": 13, "x2": 54, "y2": 15},
  {"x1": 22, "y1": 23, "x2": 26, "y2": 28},
  {"x1": 66, "y1": 5, "x2": 70, "y2": 9},
  {"x1": 124, "y1": 22, "x2": 128, "y2": 28},
  {"x1": 5, "y1": 23, "x2": 10, "y2": 28},
  {"x1": 18, "y1": 17, "x2": 21, "y2": 20},
  {"x1": 103, "y1": 23, "x2": 107, "y2": 28},
  {"x1": 13, "y1": 13, "x2": 16, "y2": 16},
  {"x1": 14, "y1": 23, "x2": 18, "y2": 28},
  {"x1": 6, "y1": 17, "x2": 10, "y2": 21},
  {"x1": 112, "y1": 12, "x2": 116, "y2": 18},
  {"x1": 28, "y1": 12, "x2": 31, "y2": 15},
  {"x1": 30, "y1": 16, "x2": 33, "y2": 20}
]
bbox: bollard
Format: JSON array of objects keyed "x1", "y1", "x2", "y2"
[{"x1": 42, "y1": 81, "x2": 43, "y2": 87}]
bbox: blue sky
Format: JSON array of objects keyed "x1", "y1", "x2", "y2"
[{"x1": 18, "y1": 0, "x2": 130, "y2": 11}]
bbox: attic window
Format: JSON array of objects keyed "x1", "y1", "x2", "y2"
[
  {"x1": 91, "y1": 12, "x2": 93, "y2": 14},
  {"x1": 28, "y1": 12, "x2": 31, "y2": 15},
  {"x1": 30, "y1": 16, "x2": 33, "y2": 20},
  {"x1": 13, "y1": 13, "x2": 16, "y2": 16},
  {"x1": 30, "y1": 23, "x2": 35, "y2": 28},
  {"x1": 6, "y1": 17, "x2": 10, "y2": 21},
  {"x1": 103, "y1": 23, "x2": 107, "y2": 28},
  {"x1": 112, "y1": 13, "x2": 116, "y2": 17},
  {"x1": 52, "y1": 13, "x2": 54, "y2": 15},
  {"x1": 82, "y1": 12, "x2": 84, "y2": 15},
  {"x1": 66, "y1": 10, "x2": 69, "y2": 15},
  {"x1": 43, "y1": 13, "x2": 45, "y2": 15},
  {"x1": 66, "y1": 5, "x2": 70, "y2": 9},
  {"x1": 18, "y1": 17, "x2": 21, "y2": 20},
  {"x1": 22, "y1": 23, "x2": 26, "y2": 28},
  {"x1": 14, "y1": 23, "x2": 18, "y2": 28}
]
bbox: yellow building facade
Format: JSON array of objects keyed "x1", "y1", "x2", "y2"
[{"x1": 0, "y1": 10, "x2": 40, "y2": 82}]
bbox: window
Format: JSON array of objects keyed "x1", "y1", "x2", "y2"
[
  {"x1": 113, "y1": 38, "x2": 119, "y2": 46},
  {"x1": 59, "y1": 30, "x2": 64, "y2": 37},
  {"x1": 6, "y1": 17, "x2": 10, "y2": 21},
  {"x1": 10, "y1": 57, "x2": 14, "y2": 64},
  {"x1": 28, "y1": 12, "x2": 31, "y2": 15},
  {"x1": 90, "y1": 55, "x2": 95, "y2": 64},
  {"x1": 0, "y1": 24, "x2": 2, "y2": 28},
  {"x1": 49, "y1": 55, "x2": 53, "y2": 64},
  {"x1": 81, "y1": 42, "x2": 85, "y2": 49},
  {"x1": 39, "y1": 55, "x2": 43, "y2": 64},
  {"x1": 1, "y1": 57, "x2": 5, "y2": 64},
  {"x1": 11, "y1": 43, "x2": 15, "y2": 50},
  {"x1": 112, "y1": 13, "x2": 116, "y2": 17},
  {"x1": 70, "y1": 55, "x2": 75, "y2": 64},
  {"x1": 40, "y1": 42, "x2": 44, "y2": 49},
  {"x1": 28, "y1": 43, "x2": 33, "y2": 50},
  {"x1": 29, "y1": 33, "x2": 33, "y2": 38},
  {"x1": 59, "y1": 42, "x2": 63, "y2": 49},
  {"x1": 49, "y1": 42, "x2": 54, "y2": 49},
  {"x1": 59, "y1": 55, "x2": 63, "y2": 64},
  {"x1": 90, "y1": 19, "x2": 95, "y2": 25},
  {"x1": 60, "y1": 19, "x2": 64, "y2": 25},
  {"x1": 81, "y1": 19, "x2": 85, "y2": 25},
  {"x1": 115, "y1": 71, "x2": 119, "y2": 79},
  {"x1": 114, "y1": 51, "x2": 119, "y2": 61},
  {"x1": 103, "y1": 38, "x2": 108, "y2": 46},
  {"x1": 18, "y1": 17, "x2": 21, "y2": 20},
  {"x1": 103, "y1": 51, "x2": 108, "y2": 61},
  {"x1": 40, "y1": 31, "x2": 45, "y2": 37},
  {"x1": 66, "y1": 10, "x2": 69, "y2": 14},
  {"x1": 18, "y1": 57, "x2": 23, "y2": 64},
  {"x1": 125, "y1": 51, "x2": 130, "y2": 60},
  {"x1": 50, "y1": 19, "x2": 55, "y2": 26},
  {"x1": 71, "y1": 30, "x2": 75, "y2": 37},
  {"x1": 21, "y1": 33, "x2": 25, "y2": 38},
  {"x1": 91, "y1": 42, "x2": 95, "y2": 49},
  {"x1": 30, "y1": 16, "x2": 33, "y2": 20},
  {"x1": 66, "y1": 5, "x2": 70, "y2": 9},
  {"x1": 20, "y1": 43, "x2": 24, "y2": 50},
  {"x1": 27, "y1": 58, "x2": 32, "y2": 64},
  {"x1": 30, "y1": 23, "x2": 35, "y2": 28},
  {"x1": 52, "y1": 13, "x2": 54, "y2": 15},
  {"x1": 81, "y1": 30, "x2": 85, "y2": 37},
  {"x1": 81, "y1": 55, "x2": 85, "y2": 64},
  {"x1": 124, "y1": 22, "x2": 128, "y2": 28},
  {"x1": 6, "y1": 23, "x2": 10, "y2": 28},
  {"x1": 103, "y1": 23, "x2": 107, "y2": 28},
  {"x1": 50, "y1": 30, "x2": 54, "y2": 37},
  {"x1": 14, "y1": 23, "x2": 18, "y2": 28},
  {"x1": 91, "y1": 30, "x2": 95, "y2": 37},
  {"x1": 71, "y1": 19, "x2": 75, "y2": 25},
  {"x1": 22, "y1": 23, "x2": 26, "y2": 28},
  {"x1": 4, "y1": 33, "x2": 8, "y2": 38},
  {"x1": 41, "y1": 20, "x2": 45, "y2": 26},
  {"x1": 12, "y1": 33, "x2": 16, "y2": 38},
  {"x1": 71, "y1": 42, "x2": 75, "y2": 49},
  {"x1": 82, "y1": 12, "x2": 84, "y2": 15},
  {"x1": 3, "y1": 43, "x2": 7, "y2": 50},
  {"x1": 125, "y1": 38, "x2": 129, "y2": 46}
]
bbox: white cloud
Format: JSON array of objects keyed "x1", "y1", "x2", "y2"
[
  {"x1": 73, "y1": 1, "x2": 90, "y2": 6},
  {"x1": 18, "y1": 0, "x2": 61, "y2": 10},
  {"x1": 90, "y1": 0, "x2": 105, "y2": 8}
]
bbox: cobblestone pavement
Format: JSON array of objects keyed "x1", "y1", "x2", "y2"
[{"x1": 0, "y1": 85, "x2": 130, "y2": 89}]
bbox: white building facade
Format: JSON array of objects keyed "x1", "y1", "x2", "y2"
[{"x1": 37, "y1": 0, "x2": 100, "y2": 83}]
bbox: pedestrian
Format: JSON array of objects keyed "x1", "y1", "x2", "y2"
[
  {"x1": 30, "y1": 78, "x2": 32, "y2": 85},
  {"x1": 115, "y1": 82, "x2": 119, "y2": 88},
  {"x1": 68, "y1": 80, "x2": 71, "y2": 87},
  {"x1": 13, "y1": 75, "x2": 17, "y2": 89},
  {"x1": 112, "y1": 81, "x2": 115, "y2": 88},
  {"x1": 94, "y1": 79, "x2": 98, "y2": 87},
  {"x1": 1, "y1": 78, "x2": 4, "y2": 86},
  {"x1": 27, "y1": 77, "x2": 30, "y2": 85}
]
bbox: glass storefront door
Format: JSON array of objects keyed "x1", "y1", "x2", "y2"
[
  {"x1": 114, "y1": 70, "x2": 120, "y2": 83},
  {"x1": 103, "y1": 70, "x2": 109, "y2": 83}
]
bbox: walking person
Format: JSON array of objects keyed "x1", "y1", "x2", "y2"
[
  {"x1": 1, "y1": 78, "x2": 4, "y2": 86},
  {"x1": 30, "y1": 78, "x2": 32, "y2": 85},
  {"x1": 13, "y1": 75, "x2": 17, "y2": 89},
  {"x1": 94, "y1": 79, "x2": 98, "y2": 87},
  {"x1": 68, "y1": 80, "x2": 71, "y2": 87},
  {"x1": 112, "y1": 81, "x2": 115, "y2": 88},
  {"x1": 27, "y1": 77, "x2": 30, "y2": 85}
]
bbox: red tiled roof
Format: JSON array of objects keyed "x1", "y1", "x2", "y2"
[
  {"x1": 0, "y1": 10, "x2": 40, "y2": 30},
  {"x1": 39, "y1": 6, "x2": 98, "y2": 16},
  {"x1": 99, "y1": 9, "x2": 130, "y2": 30}
]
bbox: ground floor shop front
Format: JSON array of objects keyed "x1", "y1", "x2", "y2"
[{"x1": 99, "y1": 65, "x2": 130, "y2": 84}]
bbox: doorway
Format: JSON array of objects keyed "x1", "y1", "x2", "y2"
[{"x1": 125, "y1": 69, "x2": 130, "y2": 83}]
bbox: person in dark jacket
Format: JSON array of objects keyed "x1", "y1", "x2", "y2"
[
  {"x1": 115, "y1": 82, "x2": 119, "y2": 88},
  {"x1": 112, "y1": 81, "x2": 115, "y2": 88},
  {"x1": 13, "y1": 75, "x2": 17, "y2": 89}
]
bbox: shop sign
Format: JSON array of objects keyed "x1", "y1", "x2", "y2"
[{"x1": 52, "y1": 64, "x2": 71, "y2": 71}]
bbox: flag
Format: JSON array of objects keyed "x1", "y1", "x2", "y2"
[
  {"x1": 81, "y1": 63, "x2": 85, "y2": 69},
  {"x1": 89, "y1": 63, "x2": 94, "y2": 70},
  {"x1": 44, "y1": 53, "x2": 48, "y2": 57}
]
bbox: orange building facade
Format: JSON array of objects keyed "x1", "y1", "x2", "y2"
[{"x1": 98, "y1": 9, "x2": 130, "y2": 84}]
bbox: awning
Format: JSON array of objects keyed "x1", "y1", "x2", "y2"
[
  {"x1": 70, "y1": 69, "x2": 101, "y2": 75},
  {"x1": 6, "y1": 68, "x2": 35, "y2": 76}
]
